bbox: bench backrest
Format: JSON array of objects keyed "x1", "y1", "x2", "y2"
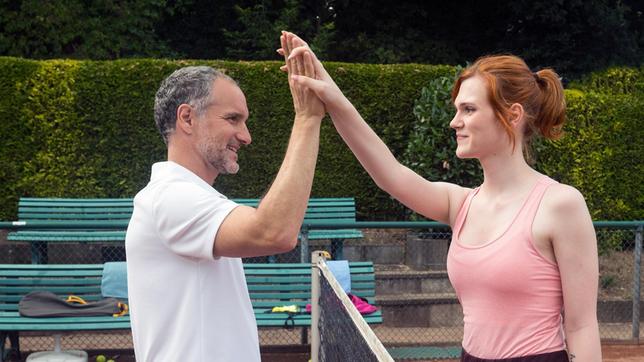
[
  {"x1": 10, "y1": 197, "x2": 362, "y2": 242},
  {"x1": 0, "y1": 264, "x2": 105, "y2": 313}
]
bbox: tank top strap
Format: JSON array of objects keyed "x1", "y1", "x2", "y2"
[
  {"x1": 516, "y1": 176, "x2": 559, "y2": 226},
  {"x1": 452, "y1": 187, "x2": 480, "y2": 235}
]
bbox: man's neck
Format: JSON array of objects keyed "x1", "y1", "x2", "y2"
[{"x1": 167, "y1": 146, "x2": 218, "y2": 185}]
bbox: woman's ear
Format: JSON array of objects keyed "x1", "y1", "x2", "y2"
[
  {"x1": 509, "y1": 103, "x2": 525, "y2": 129},
  {"x1": 176, "y1": 104, "x2": 194, "y2": 135}
]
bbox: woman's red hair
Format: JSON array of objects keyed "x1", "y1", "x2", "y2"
[{"x1": 451, "y1": 55, "x2": 566, "y2": 157}]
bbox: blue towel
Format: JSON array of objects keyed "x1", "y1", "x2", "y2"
[
  {"x1": 101, "y1": 262, "x2": 128, "y2": 299},
  {"x1": 327, "y1": 260, "x2": 351, "y2": 293}
]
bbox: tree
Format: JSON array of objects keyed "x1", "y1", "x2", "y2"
[
  {"x1": 0, "y1": 0, "x2": 173, "y2": 59},
  {"x1": 500, "y1": 0, "x2": 641, "y2": 77},
  {"x1": 222, "y1": 0, "x2": 336, "y2": 60}
]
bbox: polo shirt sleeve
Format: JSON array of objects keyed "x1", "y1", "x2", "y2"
[{"x1": 151, "y1": 181, "x2": 238, "y2": 260}]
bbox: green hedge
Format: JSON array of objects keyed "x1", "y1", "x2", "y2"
[
  {"x1": 570, "y1": 65, "x2": 644, "y2": 95},
  {"x1": 0, "y1": 57, "x2": 452, "y2": 220},
  {"x1": 0, "y1": 57, "x2": 641, "y2": 221},
  {"x1": 536, "y1": 87, "x2": 643, "y2": 221}
]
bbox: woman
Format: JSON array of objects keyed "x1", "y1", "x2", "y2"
[{"x1": 279, "y1": 32, "x2": 601, "y2": 361}]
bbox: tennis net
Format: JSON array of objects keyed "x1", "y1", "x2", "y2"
[{"x1": 311, "y1": 251, "x2": 394, "y2": 362}]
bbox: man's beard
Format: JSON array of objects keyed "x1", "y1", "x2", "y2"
[{"x1": 198, "y1": 140, "x2": 239, "y2": 175}]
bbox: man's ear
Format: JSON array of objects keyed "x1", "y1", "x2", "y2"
[
  {"x1": 176, "y1": 104, "x2": 194, "y2": 135},
  {"x1": 508, "y1": 103, "x2": 525, "y2": 129}
]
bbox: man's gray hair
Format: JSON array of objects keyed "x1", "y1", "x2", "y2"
[{"x1": 154, "y1": 66, "x2": 234, "y2": 145}]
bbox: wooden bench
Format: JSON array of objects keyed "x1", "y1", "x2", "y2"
[
  {"x1": 8, "y1": 197, "x2": 363, "y2": 263},
  {"x1": 0, "y1": 261, "x2": 381, "y2": 360}
]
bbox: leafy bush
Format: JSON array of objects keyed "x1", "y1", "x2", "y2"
[
  {"x1": 570, "y1": 66, "x2": 644, "y2": 95},
  {"x1": 403, "y1": 65, "x2": 482, "y2": 192},
  {"x1": 536, "y1": 89, "x2": 643, "y2": 221}
]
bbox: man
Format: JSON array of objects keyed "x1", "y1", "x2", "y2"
[{"x1": 126, "y1": 40, "x2": 324, "y2": 361}]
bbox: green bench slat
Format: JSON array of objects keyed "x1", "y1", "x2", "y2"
[
  {"x1": 0, "y1": 286, "x2": 102, "y2": 294},
  {"x1": 0, "y1": 270, "x2": 103, "y2": 277},
  {"x1": 19, "y1": 210, "x2": 131, "y2": 214},
  {"x1": 249, "y1": 292, "x2": 311, "y2": 299},
  {"x1": 0, "y1": 264, "x2": 103, "y2": 270},
  {"x1": 18, "y1": 214, "x2": 132, "y2": 219},
  {"x1": 243, "y1": 261, "x2": 373, "y2": 268},
  {"x1": 0, "y1": 279, "x2": 104, "y2": 286},
  {"x1": 8, "y1": 231, "x2": 126, "y2": 242},
  {"x1": 0, "y1": 313, "x2": 130, "y2": 324}
]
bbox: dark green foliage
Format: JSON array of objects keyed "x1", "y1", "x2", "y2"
[
  {"x1": 403, "y1": 66, "x2": 483, "y2": 194},
  {"x1": 536, "y1": 63, "x2": 643, "y2": 223},
  {"x1": 2, "y1": 1, "x2": 641, "y2": 78},
  {"x1": 0, "y1": 57, "x2": 39, "y2": 219},
  {"x1": 570, "y1": 65, "x2": 644, "y2": 95},
  {"x1": 0, "y1": 58, "x2": 641, "y2": 222},
  {"x1": 536, "y1": 90, "x2": 643, "y2": 221},
  {"x1": 222, "y1": 0, "x2": 335, "y2": 60},
  {"x1": 501, "y1": 0, "x2": 641, "y2": 77},
  {"x1": 0, "y1": 58, "x2": 448, "y2": 220},
  {"x1": 0, "y1": 0, "x2": 173, "y2": 59}
]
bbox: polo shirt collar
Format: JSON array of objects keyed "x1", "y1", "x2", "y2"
[{"x1": 150, "y1": 161, "x2": 219, "y2": 194}]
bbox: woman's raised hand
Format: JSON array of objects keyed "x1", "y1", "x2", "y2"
[
  {"x1": 278, "y1": 31, "x2": 346, "y2": 114},
  {"x1": 279, "y1": 31, "x2": 325, "y2": 121}
]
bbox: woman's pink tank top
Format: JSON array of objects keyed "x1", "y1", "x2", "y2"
[{"x1": 447, "y1": 176, "x2": 565, "y2": 359}]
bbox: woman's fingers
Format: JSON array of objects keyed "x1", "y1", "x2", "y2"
[
  {"x1": 285, "y1": 34, "x2": 304, "y2": 76},
  {"x1": 280, "y1": 32, "x2": 291, "y2": 58},
  {"x1": 303, "y1": 51, "x2": 315, "y2": 79}
]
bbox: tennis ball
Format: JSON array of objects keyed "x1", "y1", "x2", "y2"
[
  {"x1": 96, "y1": 355, "x2": 106, "y2": 362},
  {"x1": 107, "y1": 360, "x2": 115, "y2": 362}
]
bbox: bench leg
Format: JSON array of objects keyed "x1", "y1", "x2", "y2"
[
  {"x1": 300, "y1": 327, "x2": 308, "y2": 345},
  {"x1": 31, "y1": 241, "x2": 48, "y2": 264},
  {"x1": 331, "y1": 239, "x2": 345, "y2": 260},
  {"x1": 0, "y1": 331, "x2": 21, "y2": 362}
]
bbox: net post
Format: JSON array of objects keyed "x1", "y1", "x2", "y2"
[
  {"x1": 632, "y1": 225, "x2": 642, "y2": 341},
  {"x1": 311, "y1": 250, "x2": 326, "y2": 362}
]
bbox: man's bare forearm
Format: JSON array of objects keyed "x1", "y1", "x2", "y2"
[{"x1": 254, "y1": 116, "x2": 322, "y2": 246}]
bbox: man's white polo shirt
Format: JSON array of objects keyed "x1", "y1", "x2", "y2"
[{"x1": 126, "y1": 161, "x2": 260, "y2": 362}]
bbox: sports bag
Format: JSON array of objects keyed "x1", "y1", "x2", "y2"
[{"x1": 19, "y1": 291, "x2": 128, "y2": 317}]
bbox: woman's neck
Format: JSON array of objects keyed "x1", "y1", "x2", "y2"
[{"x1": 478, "y1": 148, "x2": 540, "y2": 197}]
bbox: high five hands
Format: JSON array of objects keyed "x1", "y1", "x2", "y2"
[
  {"x1": 278, "y1": 31, "x2": 347, "y2": 115},
  {"x1": 278, "y1": 31, "x2": 325, "y2": 121}
]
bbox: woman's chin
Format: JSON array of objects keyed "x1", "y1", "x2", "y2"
[{"x1": 455, "y1": 149, "x2": 470, "y2": 159}]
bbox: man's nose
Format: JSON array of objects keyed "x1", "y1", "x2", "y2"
[{"x1": 238, "y1": 123, "x2": 251, "y2": 145}]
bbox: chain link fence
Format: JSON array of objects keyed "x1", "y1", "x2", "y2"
[{"x1": 1, "y1": 222, "x2": 642, "y2": 358}]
